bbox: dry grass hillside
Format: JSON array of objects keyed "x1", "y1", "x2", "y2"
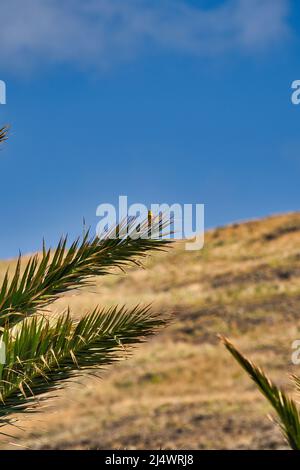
[{"x1": 2, "y1": 212, "x2": 300, "y2": 449}]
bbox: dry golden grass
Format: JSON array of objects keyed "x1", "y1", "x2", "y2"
[{"x1": 2, "y1": 211, "x2": 300, "y2": 449}]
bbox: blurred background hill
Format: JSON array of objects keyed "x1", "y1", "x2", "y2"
[{"x1": 2, "y1": 212, "x2": 300, "y2": 449}]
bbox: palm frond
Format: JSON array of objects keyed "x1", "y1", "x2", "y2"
[
  {"x1": 0, "y1": 126, "x2": 8, "y2": 145},
  {"x1": 220, "y1": 335, "x2": 300, "y2": 450},
  {"x1": 0, "y1": 304, "x2": 167, "y2": 417},
  {"x1": 0, "y1": 219, "x2": 171, "y2": 327}
]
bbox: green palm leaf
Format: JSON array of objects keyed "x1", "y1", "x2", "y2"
[
  {"x1": 221, "y1": 335, "x2": 300, "y2": 450},
  {"x1": 0, "y1": 220, "x2": 171, "y2": 327},
  {"x1": 0, "y1": 304, "x2": 167, "y2": 418}
]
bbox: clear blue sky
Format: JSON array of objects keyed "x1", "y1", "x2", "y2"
[{"x1": 0, "y1": 0, "x2": 300, "y2": 258}]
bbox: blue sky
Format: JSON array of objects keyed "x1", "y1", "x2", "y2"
[{"x1": 0, "y1": 0, "x2": 300, "y2": 258}]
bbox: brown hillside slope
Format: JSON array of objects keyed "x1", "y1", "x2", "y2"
[{"x1": 3, "y1": 212, "x2": 300, "y2": 449}]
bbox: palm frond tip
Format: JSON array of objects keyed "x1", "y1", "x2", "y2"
[
  {"x1": 220, "y1": 335, "x2": 300, "y2": 450},
  {"x1": 0, "y1": 126, "x2": 9, "y2": 145}
]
